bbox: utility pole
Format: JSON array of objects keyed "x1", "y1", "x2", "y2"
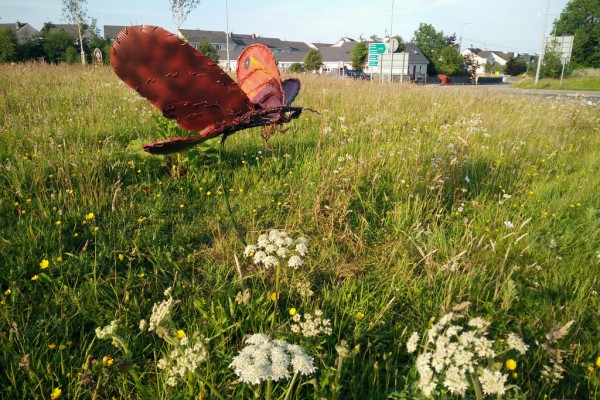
[
  {"x1": 225, "y1": 0, "x2": 230, "y2": 72},
  {"x1": 534, "y1": 0, "x2": 550, "y2": 85},
  {"x1": 459, "y1": 22, "x2": 472, "y2": 52},
  {"x1": 389, "y1": 0, "x2": 394, "y2": 83}
]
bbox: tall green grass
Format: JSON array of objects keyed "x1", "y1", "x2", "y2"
[{"x1": 0, "y1": 63, "x2": 599, "y2": 399}]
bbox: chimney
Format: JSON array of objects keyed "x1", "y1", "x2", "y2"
[
  {"x1": 252, "y1": 33, "x2": 256, "y2": 39},
  {"x1": 228, "y1": 31, "x2": 233, "y2": 38},
  {"x1": 16, "y1": 21, "x2": 21, "y2": 30}
]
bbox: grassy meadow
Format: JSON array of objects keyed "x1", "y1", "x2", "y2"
[
  {"x1": 0, "y1": 63, "x2": 599, "y2": 399},
  {"x1": 513, "y1": 76, "x2": 600, "y2": 91}
]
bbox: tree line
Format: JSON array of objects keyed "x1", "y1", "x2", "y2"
[{"x1": 0, "y1": 22, "x2": 111, "y2": 64}]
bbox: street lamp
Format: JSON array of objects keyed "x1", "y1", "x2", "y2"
[
  {"x1": 225, "y1": 0, "x2": 231, "y2": 72},
  {"x1": 534, "y1": 0, "x2": 551, "y2": 85},
  {"x1": 459, "y1": 22, "x2": 473, "y2": 52}
]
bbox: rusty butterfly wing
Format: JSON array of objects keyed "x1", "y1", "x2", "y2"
[
  {"x1": 111, "y1": 25, "x2": 254, "y2": 154},
  {"x1": 236, "y1": 44, "x2": 286, "y2": 109}
]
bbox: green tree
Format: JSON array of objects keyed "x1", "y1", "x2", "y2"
[
  {"x1": 303, "y1": 48, "x2": 322, "y2": 72},
  {"x1": 196, "y1": 39, "x2": 219, "y2": 62},
  {"x1": 553, "y1": 0, "x2": 600, "y2": 68},
  {"x1": 540, "y1": 45, "x2": 564, "y2": 78},
  {"x1": 436, "y1": 45, "x2": 466, "y2": 75},
  {"x1": 289, "y1": 62, "x2": 303, "y2": 73},
  {"x1": 463, "y1": 53, "x2": 480, "y2": 83},
  {"x1": 504, "y1": 56, "x2": 528, "y2": 76},
  {"x1": 412, "y1": 23, "x2": 447, "y2": 74},
  {"x1": 42, "y1": 26, "x2": 75, "y2": 63},
  {"x1": 0, "y1": 28, "x2": 18, "y2": 63},
  {"x1": 351, "y1": 41, "x2": 368, "y2": 71},
  {"x1": 65, "y1": 46, "x2": 79, "y2": 64},
  {"x1": 62, "y1": 0, "x2": 89, "y2": 65},
  {"x1": 171, "y1": 0, "x2": 201, "y2": 32}
]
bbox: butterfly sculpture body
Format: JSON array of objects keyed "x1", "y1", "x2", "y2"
[{"x1": 111, "y1": 25, "x2": 305, "y2": 154}]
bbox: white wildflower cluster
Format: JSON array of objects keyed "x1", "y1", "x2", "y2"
[
  {"x1": 290, "y1": 309, "x2": 332, "y2": 338},
  {"x1": 229, "y1": 333, "x2": 316, "y2": 385},
  {"x1": 95, "y1": 320, "x2": 119, "y2": 340},
  {"x1": 147, "y1": 287, "x2": 176, "y2": 340},
  {"x1": 410, "y1": 312, "x2": 526, "y2": 398},
  {"x1": 506, "y1": 332, "x2": 529, "y2": 355},
  {"x1": 235, "y1": 289, "x2": 251, "y2": 305},
  {"x1": 244, "y1": 230, "x2": 309, "y2": 270},
  {"x1": 294, "y1": 280, "x2": 314, "y2": 298},
  {"x1": 157, "y1": 335, "x2": 208, "y2": 387},
  {"x1": 406, "y1": 332, "x2": 420, "y2": 354}
]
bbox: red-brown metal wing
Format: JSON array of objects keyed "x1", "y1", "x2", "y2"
[
  {"x1": 236, "y1": 44, "x2": 284, "y2": 109},
  {"x1": 111, "y1": 25, "x2": 253, "y2": 131}
]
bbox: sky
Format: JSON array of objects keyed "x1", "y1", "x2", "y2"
[{"x1": 2, "y1": 0, "x2": 571, "y2": 54}]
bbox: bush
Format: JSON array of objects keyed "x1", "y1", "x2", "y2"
[{"x1": 289, "y1": 62, "x2": 303, "y2": 73}]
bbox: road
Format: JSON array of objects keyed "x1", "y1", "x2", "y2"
[{"x1": 426, "y1": 83, "x2": 600, "y2": 105}]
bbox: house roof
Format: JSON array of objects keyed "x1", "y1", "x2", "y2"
[
  {"x1": 0, "y1": 22, "x2": 39, "y2": 43},
  {"x1": 46, "y1": 23, "x2": 94, "y2": 39}
]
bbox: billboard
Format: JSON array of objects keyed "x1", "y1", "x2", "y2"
[{"x1": 543, "y1": 36, "x2": 574, "y2": 63}]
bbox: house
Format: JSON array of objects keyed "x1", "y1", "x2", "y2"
[
  {"x1": 0, "y1": 21, "x2": 39, "y2": 43},
  {"x1": 462, "y1": 48, "x2": 532, "y2": 74}
]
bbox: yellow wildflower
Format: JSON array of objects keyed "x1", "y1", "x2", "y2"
[
  {"x1": 4, "y1": 289, "x2": 10, "y2": 296},
  {"x1": 40, "y1": 259, "x2": 49, "y2": 269},
  {"x1": 177, "y1": 330, "x2": 186, "y2": 339},
  {"x1": 355, "y1": 311, "x2": 365, "y2": 320},
  {"x1": 270, "y1": 292, "x2": 280, "y2": 301},
  {"x1": 118, "y1": 254, "x2": 125, "y2": 261},
  {"x1": 85, "y1": 212, "x2": 94, "y2": 220},
  {"x1": 137, "y1": 273, "x2": 145, "y2": 278},
  {"x1": 31, "y1": 275, "x2": 39, "y2": 281},
  {"x1": 289, "y1": 308, "x2": 297, "y2": 316},
  {"x1": 48, "y1": 344, "x2": 57, "y2": 349},
  {"x1": 506, "y1": 359, "x2": 517, "y2": 370},
  {"x1": 596, "y1": 356, "x2": 600, "y2": 368},
  {"x1": 102, "y1": 356, "x2": 113, "y2": 366},
  {"x1": 50, "y1": 387, "x2": 62, "y2": 399},
  {"x1": 56, "y1": 256, "x2": 62, "y2": 262},
  {"x1": 55, "y1": 220, "x2": 61, "y2": 226}
]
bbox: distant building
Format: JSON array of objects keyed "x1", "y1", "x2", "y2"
[
  {"x1": 0, "y1": 21, "x2": 39, "y2": 44},
  {"x1": 462, "y1": 48, "x2": 535, "y2": 74}
]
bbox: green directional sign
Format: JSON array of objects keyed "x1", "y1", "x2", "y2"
[{"x1": 369, "y1": 43, "x2": 387, "y2": 54}]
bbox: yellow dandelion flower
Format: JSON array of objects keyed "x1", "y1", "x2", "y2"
[
  {"x1": 596, "y1": 356, "x2": 600, "y2": 368},
  {"x1": 56, "y1": 256, "x2": 62, "y2": 262},
  {"x1": 206, "y1": 191, "x2": 212, "y2": 196},
  {"x1": 506, "y1": 359, "x2": 517, "y2": 370},
  {"x1": 355, "y1": 311, "x2": 365, "y2": 320},
  {"x1": 48, "y1": 344, "x2": 57, "y2": 349},
  {"x1": 137, "y1": 273, "x2": 145, "y2": 278},
  {"x1": 59, "y1": 344, "x2": 66, "y2": 350},
  {"x1": 85, "y1": 212, "x2": 94, "y2": 220},
  {"x1": 73, "y1": 233, "x2": 79, "y2": 238},
  {"x1": 50, "y1": 387, "x2": 62, "y2": 399},
  {"x1": 179, "y1": 204, "x2": 184, "y2": 208},
  {"x1": 4, "y1": 288, "x2": 11, "y2": 296},
  {"x1": 588, "y1": 366, "x2": 594, "y2": 373},
  {"x1": 270, "y1": 292, "x2": 280, "y2": 301},
  {"x1": 21, "y1": 210, "x2": 26, "y2": 215},
  {"x1": 239, "y1": 188, "x2": 244, "y2": 193},
  {"x1": 118, "y1": 254, "x2": 124, "y2": 261},
  {"x1": 102, "y1": 356, "x2": 113, "y2": 366},
  {"x1": 177, "y1": 329, "x2": 186, "y2": 339},
  {"x1": 55, "y1": 220, "x2": 61, "y2": 226},
  {"x1": 289, "y1": 308, "x2": 297, "y2": 316},
  {"x1": 40, "y1": 259, "x2": 49, "y2": 269},
  {"x1": 31, "y1": 275, "x2": 39, "y2": 281},
  {"x1": 93, "y1": 227, "x2": 99, "y2": 233}
]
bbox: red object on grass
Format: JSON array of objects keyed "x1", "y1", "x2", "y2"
[
  {"x1": 110, "y1": 25, "x2": 304, "y2": 154},
  {"x1": 438, "y1": 74, "x2": 452, "y2": 86}
]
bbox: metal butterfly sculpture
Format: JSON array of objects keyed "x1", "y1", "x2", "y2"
[{"x1": 111, "y1": 25, "x2": 306, "y2": 154}]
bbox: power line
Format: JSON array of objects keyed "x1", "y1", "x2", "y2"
[{"x1": 462, "y1": 36, "x2": 538, "y2": 53}]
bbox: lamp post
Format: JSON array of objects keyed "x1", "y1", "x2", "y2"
[
  {"x1": 534, "y1": 0, "x2": 551, "y2": 85},
  {"x1": 225, "y1": 0, "x2": 231, "y2": 72},
  {"x1": 459, "y1": 22, "x2": 472, "y2": 52}
]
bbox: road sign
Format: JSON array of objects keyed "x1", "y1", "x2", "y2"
[
  {"x1": 368, "y1": 54, "x2": 379, "y2": 67},
  {"x1": 369, "y1": 43, "x2": 387, "y2": 55}
]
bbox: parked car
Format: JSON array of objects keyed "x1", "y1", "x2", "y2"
[{"x1": 342, "y1": 70, "x2": 371, "y2": 80}]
